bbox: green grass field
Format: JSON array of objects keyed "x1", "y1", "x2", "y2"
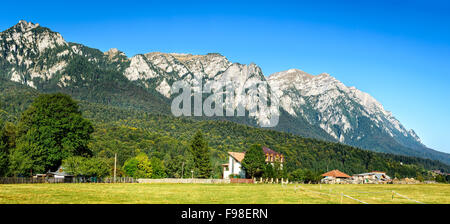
[{"x1": 0, "y1": 183, "x2": 449, "y2": 204}]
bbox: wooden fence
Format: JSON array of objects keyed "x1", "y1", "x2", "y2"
[
  {"x1": 230, "y1": 178, "x2": 254, "y2": 184},
  {"x1": 137, "y1": 178, "x2": 231, "y2": 184},
  {"x1": 0, "y1": 177, "x2": 136, "y2": 184},
  {"x1": 0, "y1": 177, "x2": 286, "y2": 184}
]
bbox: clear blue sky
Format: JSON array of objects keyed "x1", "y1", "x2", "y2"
[{"x1": 1, "y1": 0, "x2": 449, "y2": 153}]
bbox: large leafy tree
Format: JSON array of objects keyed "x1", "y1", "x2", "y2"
[
  {"x1": 189, "y1": 130, "x2": 212, "y2": 178},
  {"x1": 242, "y1": 144, "x2": 266, "y2": 178},
  {"x1": 9, "y1": 93, "x2": 94, "y2": 176},
  {"x1": 122, "y1": 153, "x2": 153, "y2": 178}
]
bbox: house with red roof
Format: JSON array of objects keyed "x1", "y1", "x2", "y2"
[
  {"x1": 222, "y1": 146, "x2": 284, "y2": 179},
  {"x1": 320, "y1": 169, "x2": 351, "y2": 184}
]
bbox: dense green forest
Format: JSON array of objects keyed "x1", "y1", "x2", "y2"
[{"x1": 1, "y1": 79, "x2": 450, "y2": 181}]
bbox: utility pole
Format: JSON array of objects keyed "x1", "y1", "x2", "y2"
[
  {"x1": 114, "y1": 153, "x2": 117, "y2": 183},
  {"x1": 181, "y1": 162, "x2": 185, "y2": 179}
]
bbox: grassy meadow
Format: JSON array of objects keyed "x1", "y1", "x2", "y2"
[{"x1": 0, "y1": 183, "x2": 448, "y2": 204}]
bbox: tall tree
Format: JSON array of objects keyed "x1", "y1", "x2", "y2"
[
  {"x1": 189, "y1": 130, "x2": 212, "y2": 178},
  {"x1": 242, "y1": 144, "x2": 266, "y2": 178},
  {"x1": 0, "y1": 122, "x2": 15, "y2": 176},
  {"x1": 9, "y1": 93, "x2": 94, "y2": 176}
]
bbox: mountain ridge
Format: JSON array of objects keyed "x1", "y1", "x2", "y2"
[{"x1": 1, "y1": 20, "x2": 449, "y2": 164}]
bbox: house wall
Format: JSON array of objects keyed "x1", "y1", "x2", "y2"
[
  {"x1": 223, "y1": 166, "x2": 231, "y2": 179},
  {"x1": 223, "y1": 156, "x2": 246, "y2": 179}
]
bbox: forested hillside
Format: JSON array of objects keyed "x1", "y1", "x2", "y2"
[{"x1": 1, "y1": 78, "x2": 449, "y2": 179}]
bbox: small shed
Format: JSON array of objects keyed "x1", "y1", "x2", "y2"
[
  {"x1": 352, "y1": 171, "x2": 391, "y2": 184},
  {"x1": 46, "y1": 166, "x2": 74, "y2": 183}
]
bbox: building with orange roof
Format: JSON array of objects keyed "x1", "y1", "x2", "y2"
[
  {"x1": 321, "y1": 170, "x2": 351, "y2": 178},
  {"x1": 320, "y1": 170, "x2": 351, "y2": 184}
]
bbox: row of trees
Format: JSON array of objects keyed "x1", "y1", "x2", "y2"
[
  {"x1": 62, "y1": 156, "x2": 110, "y2": 177},
  {"x1": 120, "y1": 131, "x2": 214, "y2": 179}
]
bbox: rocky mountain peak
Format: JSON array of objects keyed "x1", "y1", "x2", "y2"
[
  {"x1": 104, "y1": 48, "x2": 123, "y2": 55},
  {"x1": 10, "y1": 20, "x2": 40, "y2": 32},
  {"x1": 318, "y1": 72, "x2": 330, "y2": 77},
  {"x1": 1, "y1": 20, "x2": 66, "y2": 53},
  {"x1": 104, "y1": 48, "x2": 127, "y2": 61},
  {"x1": 269, "y1": 69, "x2": 314, "y2": 82}
]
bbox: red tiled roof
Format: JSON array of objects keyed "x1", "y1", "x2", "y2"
[
  {"x1": 228, "y1": 152, "x2": 246, "y2": 163},
  {"x1": 321, "y1": 170, "x2": 351, "y2": 178},
  {"x1": 262, "y1": 146, "x2": 282, "y2": 156}
]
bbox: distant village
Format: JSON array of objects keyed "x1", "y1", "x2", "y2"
[
  {"x1": 223, "y1": 147, "x2": 395, "y2": 184},
  {"x1": 222, "y1": 147, "x2": 447, "y2": 185}
]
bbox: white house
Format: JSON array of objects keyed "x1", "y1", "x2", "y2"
[
  {"x1": 222, "y1": 152, "x2": 246, "y2": 179},
  {"x1": 222, "y1": 147, "x2": 284, "y2": 179}
]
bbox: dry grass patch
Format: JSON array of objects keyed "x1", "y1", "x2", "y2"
[{"x1": 0, "y1": 183, "x2": 448, "y2": 204}]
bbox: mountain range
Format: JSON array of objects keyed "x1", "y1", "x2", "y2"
[{"x1": 1, "y1": 20, "x2": 449, "y2": 165}]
